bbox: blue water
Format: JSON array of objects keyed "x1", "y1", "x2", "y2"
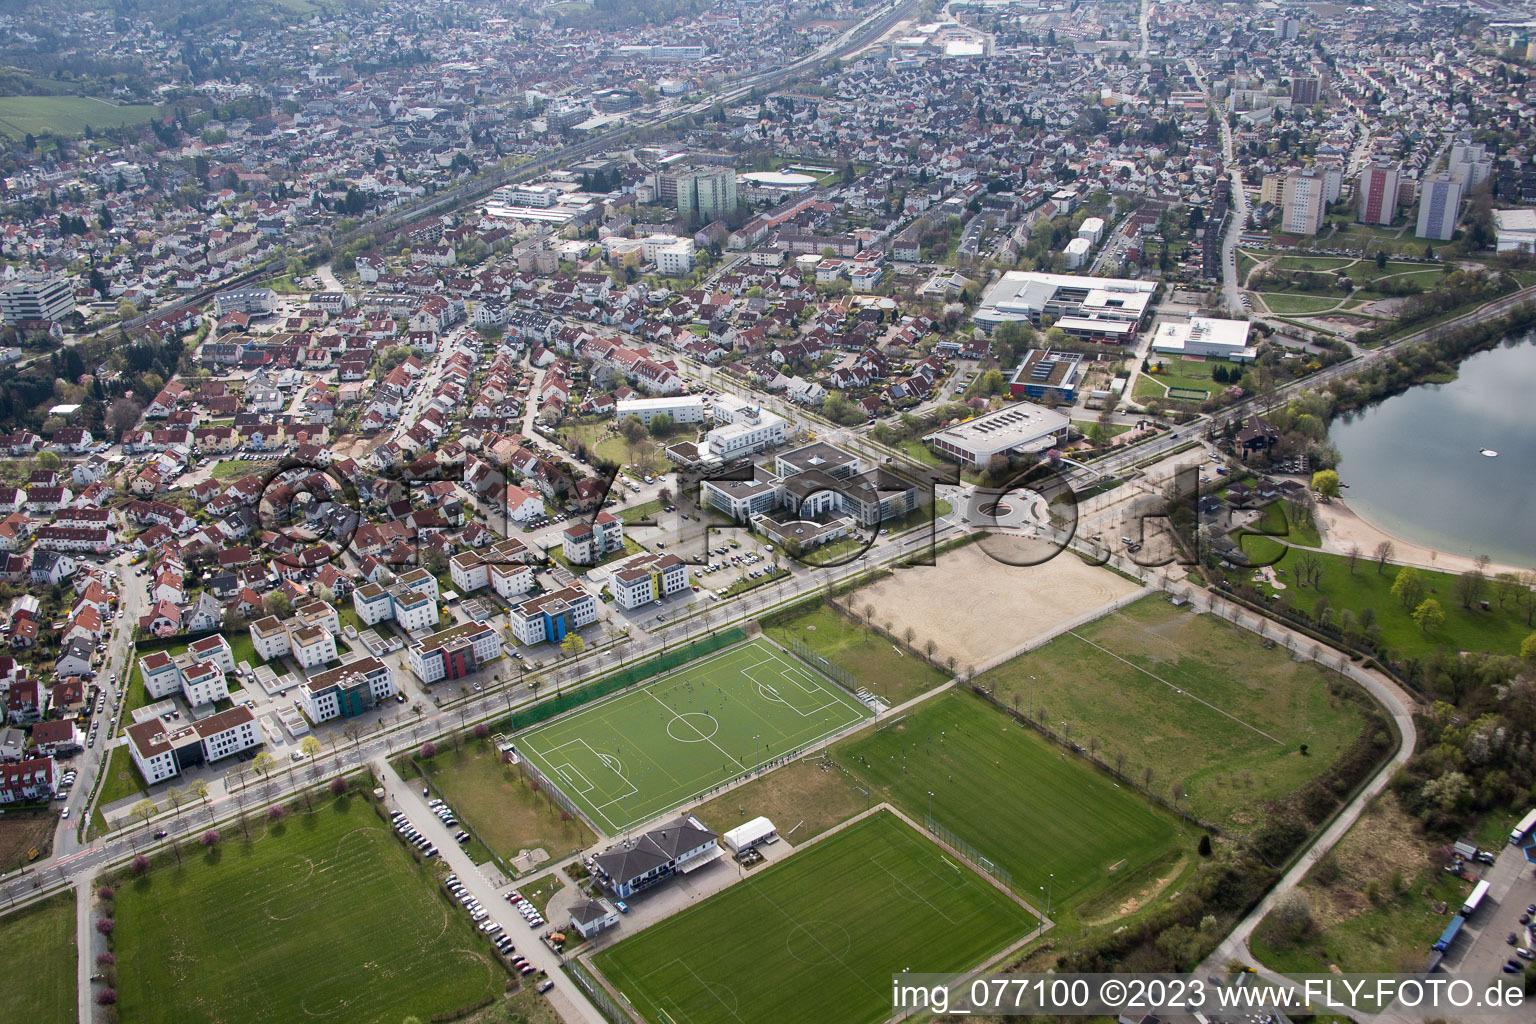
[{"x1": 1330, "y1": 336, "x2": 1536, "y2": 568}]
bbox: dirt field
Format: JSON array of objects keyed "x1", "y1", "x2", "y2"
[
  {"x1": 690, "y1": 757, "x2": 865, "y2": 846},
  {"x1": 850, "y1": 544, "x2": 1142, "y2": 671},
  {"x1": 0, "y1": 813, "x2": 56, "y2": 867}
]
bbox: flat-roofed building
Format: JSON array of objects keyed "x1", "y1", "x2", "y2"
[
  {"x1": 707, "y1": 396, "x2": 787, "y2": 457},
  {"x1": 615, "y1": 395, "x2": 705, "y2": 426},
  {"x1": 301, "y1": 657, "x2": 395, "y2": 723},
  {"x1": 1150, "y1": 316, "x2": 1256, "y2": 361},
  {"x1": 973, "y1": 271, "x2": 1153, "y2": 342},
  {"x1": 611, "y1": 552, "x2": 691, "y2": 609},
  {"x1": 126, "y1": 705, "x2": 259, "y2": 785},
  {"x1": 923, "y1": 402, "x2": 1071, "y2": 468},
  {"x1": 407, "y1": 621, "x2": 503, "y2": 684},
  {"x1": 289, "y1": 625, "x2": 337, "y2": 669},
  {"x1": 1009, "y1": 349, "x2": 1083, "y2": 402},
  {"x1": 507, "y1": 586, "x2": 598, "y2": 646}
]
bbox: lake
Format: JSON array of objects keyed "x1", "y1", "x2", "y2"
[{"x1": 1330, "y1": 336, "x2": 1536, "y2": 569}]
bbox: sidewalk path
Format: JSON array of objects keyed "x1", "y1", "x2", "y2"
[{"x1": 374, "y1": 758, "x2": 608, "y2": 1024}]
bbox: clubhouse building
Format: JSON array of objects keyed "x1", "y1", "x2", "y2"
[{"x1": 590, "y1": 814, "x2": 721, "y2": 898}]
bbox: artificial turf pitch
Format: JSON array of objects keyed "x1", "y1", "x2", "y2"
[
  {"x1": 593, "y1": 810, "x2": 1036, "y2": 1024},
  {"x1": 515, "y1": 638, "x2": 871, "y2": 834}
]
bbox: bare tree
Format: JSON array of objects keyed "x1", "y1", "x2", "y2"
[
  {"x1": 902, "y1": 625, "x2": 916, "y2": 646},
  {"x1": 1088, "y1": 735, "x2": 1101, "y2": 758},
  {"x1": 1114, "y1": 751, "x2": 1127, "y2": 776},
  {"x1": 1372, "y1": 540, "x2": 1394, "y2": 574},
  {"x1": 1345, "y1": 544, "x2": 1361, "y2": 576},
  {"x1": 1141, "y1": 765, "x2": 1155, "y2": 792}
]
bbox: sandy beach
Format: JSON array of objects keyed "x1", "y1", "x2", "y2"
[{"x1": 1313, "y1": 496, "x2": 1532, "y2": 578}]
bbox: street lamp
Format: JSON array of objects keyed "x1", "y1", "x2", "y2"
[{"x1": 927, "y1": 790, "x2": 934, "y2": 827}]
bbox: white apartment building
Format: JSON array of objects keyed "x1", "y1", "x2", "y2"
[
  {"x1": 610, "y1": 552, "x2": 691, "y2": 609},
  {"x1": 0, "y1": 274, "x2": 74, "y2": 325},
  {"x1": 300, "y1": 657, "x2": 396, "y2": 724},
  {"x1": 289, "y1": 625, "x2": 337, "y2": 669},
  {"x1": 406, "y1": 622, "x2": 505, "y2": 684},
  {"x1": 178, "y1": 661, "x2": 229, "y2": 707},
  {"x1": 1416, "y1": 173, "x2": 1463, "y2": 242},
  {"x1": 1281, "y1": 172, "x2": 1326, "y2": 235},
  {"x1": 507, "y1": 586, "x2": 599, "y2": 646},
  {"x1": 126, "y1": 705, "x2": 260, "y2": 785},
  {"x1": 656, "y1": 243, "x2": 694, "y2": 276},
  {"x1": 615, "y1": 395, "x2": 705, "y2": 427},
  {"x1": 250, "y1": 616, "x2": 292, "y2": 660},
  {"x1": 707, "y1": 396, "x2": 787, "y2": 458}
]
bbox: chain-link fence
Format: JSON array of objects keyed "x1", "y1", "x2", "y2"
[
  {"x1": 923, "y1": 814, "x2": 1014, "y2": 891},
  {"x1": 563, "y1": 957, "x2": 631, "y2": 1024},
  {"x1": 783, "y1": 636, "x2": 858, "y2": 696}
]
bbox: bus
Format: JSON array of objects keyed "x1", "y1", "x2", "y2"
[
  {"x1": 1461, "y1": 879, "x2": 1491, "y2": 918},
  {"x1": 1510, "y1": 808, "x2": 1536, "y2": 846}
]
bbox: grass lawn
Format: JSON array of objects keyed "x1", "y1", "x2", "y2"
[
  {"x1": 594, "y1": 811, "x2": 1036, "y2": 1024},
  {"x1": 720, "y1": 565, "x2": 788, "y2": 596},
  {"x1": 515, "y1": 638, "x2": 870, "y2": 834},
  {"x1": 836, "y1": 690, "x2": 1183, "y2": 914},
  {"x1": 1272, "y1": 256, "x2": 1358, "y2": 273},
  {"x1": 1072, "y1": 419, "x2": 1133, "y2": 438},
  {"x1": 96, "y1": 741, "x2": 149, "y2": 807},
  {"x1": 209, "y1": 459, "x2": 272, "y2": 480},
  {"x1": 972, "y1": 597, "x2": 1376, "y2": 837},
  {"x1": 1260, "y1": 293, "x2": 1341, "y2": 315},
  {"x1": 418, "y1": 738, "x2": 594, "y2": 865},
  {"x1": 1326, "y1": 223, "x2": 1425, "y2": 257},
  {"x1": 1252, "y1": 499, "x2": 1321, "y2": 547},
  {"x1": 691, "y1": 756, "x2": 869, "y2": 844},
  {"x1": 1236, "y1": 251, "x2": 1259, "y2": 283},
  {"x1": 1252, "y1": 794, "x2": 1465, "y2": 975},
  {"x1": 884, "y1": 499, "x2": 954, "y2": 537},
  {"x1": 1141, "y1": 355, "x2": 1235, "y2": 396},
  {"x1": 0, "y1": 891, "x2": 75, "y2": 1023},
  {"x1": 0, "y1": 95, "x2": 163, "y2": 139},
  {"x1": 113, "y1": 793, "x2": 503, "y2": 1024},
  {"x1": 895, "y1": 439, "x2": 941, "y2": 466},
  {"x1": 763, "y1": 600, "x2": 948, "y2": 706},
  {"x1": 1234, "y1": 538, "x2": 1533, "y2": 658},
  {"x1": 616, "y1": 498, "x2": 663, "y2": 524}
]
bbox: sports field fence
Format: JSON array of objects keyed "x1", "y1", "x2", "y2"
[
  {"x1": 515, "y1": 751, "x2": 599, "y2": 835},
  {"x1": 782, "y1": 636, "x2": 859, "y2": 695},
  {"x1": 507, "y1": 627, "x2": 748, "y2": 732},
  {"x1": 923, "y1": 814, "x2": 1014, "y2": 892},
  {"x1": 563, "y1": 957, "x2": 631, "y2": 1024}
]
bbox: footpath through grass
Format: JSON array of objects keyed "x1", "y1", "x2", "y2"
[
  {"x1": 837, "y1": 690, "x2": 1182, "y2": 914},
  {"x1": 0, "y1": 891, "x2": 75, "y2": 1023},
  {"x1": 594, "y1": 810, "x2": 1035, "y2": 1024},
  {"x1": 113, "y1": 792, "x2": 502, "y2": 1024},
  {"x1": 974, "y1": 597, "x2": 1374, "y2": 836}
]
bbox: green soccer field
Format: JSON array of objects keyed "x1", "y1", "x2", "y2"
[
  {"x1": 838, "y1": 691, "x2": 1183, "y2": 914},
  {"x1": 594, "y1": 810, "x2": 1036, "y2": 1024},
  {"x1": 113, "y1": 795, "x2": 502, "y2": 1024},
  {"x1": 515, "y1": 638, "x2": 871, "y2": 835}
]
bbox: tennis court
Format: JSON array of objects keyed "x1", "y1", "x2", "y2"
[{"x1": 515, "y1": 638, "x2": 871, "y2": 834}]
